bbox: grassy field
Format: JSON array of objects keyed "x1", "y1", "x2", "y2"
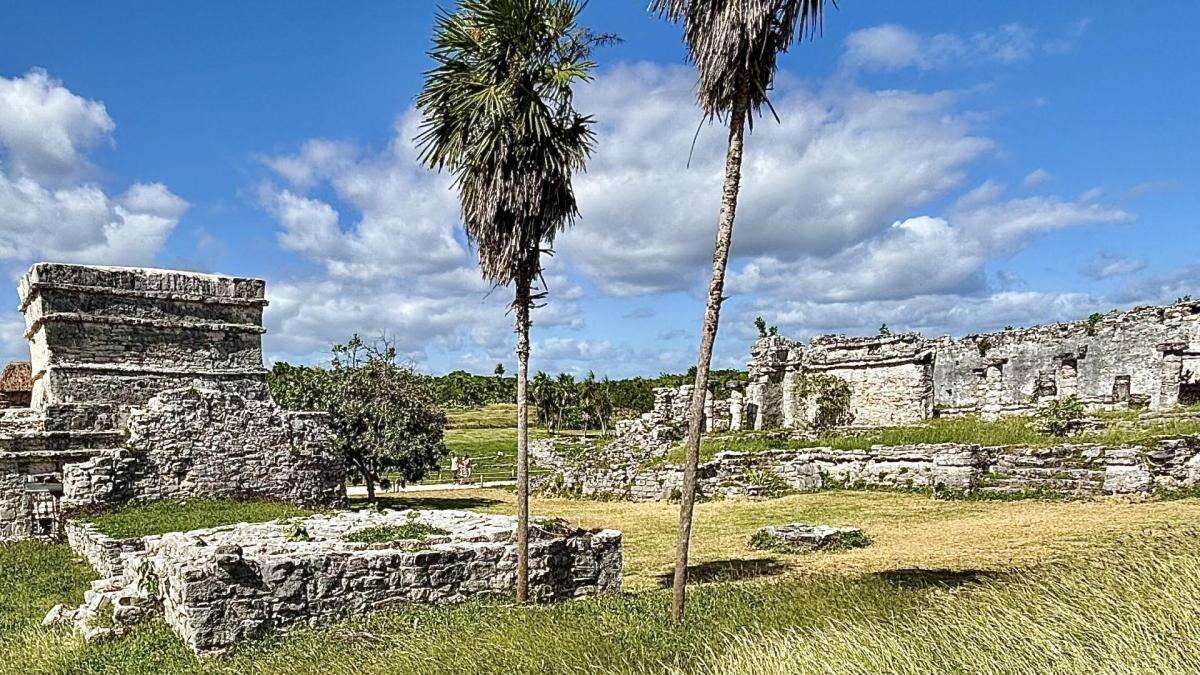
[
  {"x1": 4, "y1": 488, "x2": 1200, "y2": 672},
  {"x1": 420, "y1": 404, "x2": 604, "y2": 484},
  {"x1": 80, "y1": 498, "x2": 314, "y2": 539}
]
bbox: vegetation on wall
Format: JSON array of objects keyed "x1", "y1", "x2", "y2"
[{"x1": 792, "y1": 372, "x2": 855, "y2": 431}]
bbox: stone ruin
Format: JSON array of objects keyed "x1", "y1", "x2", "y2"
[
  {"x1": 650, "y1": 301, "x2": 1200, "y2": 433},
  {"x1": 0, "y1": 263, "x2": 347, "y2": 542},
  {"x1": 51, "y1": 509, "x2": 621, "y2": 655},
  {"x1": 533, "y1": 301, "x2": 1200, "y2": 503}
]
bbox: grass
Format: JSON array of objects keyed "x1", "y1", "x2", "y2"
[
  {"x1": 80, "y1": 498, "x2": 315, "y2": 539},
  {"x1": 418, "y1": 404, "x2": 606, "y2": 484},
  {"x1": 5, "y1": 489, "x2": 1200, "y2": 672},
  {"x1": 676, "y1": 413, "x2": 1200, "y2": 463},
  {"x1": 701, "y1": 531, "x2": 1200, "y2": 674},
  {"x1": 343, "y1": 523, "x2": 449, "y2": 544}
]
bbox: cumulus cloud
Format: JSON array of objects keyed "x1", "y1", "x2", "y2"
[
  {"x1": 561, "y1": 63, "x2": 992, "y2": 295},
  {"x1": 257, "y1": 113, "x2": 587, "y2": 369},
  {"x1": 0, "y1": 71, "x2": 187, "y2": 271},
  {"x1": 0, "y1": 70, "x2": 187, "y2": 363}
]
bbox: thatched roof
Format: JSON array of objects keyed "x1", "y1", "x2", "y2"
[{"x1": 0, "y1": 362, "x2": 32, "y2": 393}]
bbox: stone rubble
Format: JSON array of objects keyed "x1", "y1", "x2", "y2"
[{"x1": 749, "y1": 524, "x2": 870, "y2": 553}]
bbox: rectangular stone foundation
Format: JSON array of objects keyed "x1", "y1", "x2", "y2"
[{"x1": 65, "y1": 509, "x2": 621, "y2": 656}]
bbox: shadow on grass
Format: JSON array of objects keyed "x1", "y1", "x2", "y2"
[
  {"x1": 349, "y1": 496, "x2": 505, "y2": 511},
  {"x1": 872, "y1": 568, "x2": 1004, "y2": 589},
  {"x1": 655, "y1": 558, "x2": 787, "y2": 588}
]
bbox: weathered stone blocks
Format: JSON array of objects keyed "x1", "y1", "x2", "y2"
[
  {"x1": 749, "y1": 524, "x2": 870, "y2": 554},
  {"x1": 53, "y1": 509, "x2": 622, "y2": 656}
]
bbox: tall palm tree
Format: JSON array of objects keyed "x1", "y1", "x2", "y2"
[
  {"x1": 417, "y1": 0, "x2": 610, "y2": 603},
  {"x1": 651, "y1": 0, "x2": 832, "y2": 622}
]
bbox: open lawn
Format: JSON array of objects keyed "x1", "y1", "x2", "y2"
[
  {"x1": 4, "y1": 489, "x2": 1200, "y2": 672},
  {"x1": 418, "y1": 404, "x2": 606, "y2": 484}
]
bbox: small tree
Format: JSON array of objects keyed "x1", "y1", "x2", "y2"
[
  {"x1": 878, "y1": 323, "x2": 890, "y2": 336},
  {"x1": 494, "y1": 363, "x2": 506, "y2": 377},
  {"x1": 269, "y1": 336, "x2": 448, "y2": 500}
]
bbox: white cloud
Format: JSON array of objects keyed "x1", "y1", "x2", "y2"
[
  {"x1": 561, "y1": 63, "x2": 993, "y2": 295},
  {"x1": 1083, "y1": 252, "x2": 1146, "y2": 280},
  {"x1": 0, "y1": 71, "x2": 187, "y2": 269},
  {"x1": 0, "y1": 70, "x2": 187, "y2": 363},
  {"x1": 257, "y1": 114, "x2": 587, "y2": 370},
  {"x1": 842, "y1": 22, "x2": 1083, "y2": 72},
  {"x1": 1022, "y1": 168, "x2": 1053, "y2": 189},
  {"x1": 0, "y1": 68, "x2": 114, "y2": 183}
]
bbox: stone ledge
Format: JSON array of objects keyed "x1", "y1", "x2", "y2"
[
  {"x1": 18, "y1": 281, "x2": 270, "y2": 312},
  {"x1": 25, "y1": 312, "x2": 266, "y2": 340}
]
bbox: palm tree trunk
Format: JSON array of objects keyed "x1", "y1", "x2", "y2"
[
  {"x1": 515, "y1": 273, "x2": 532, "y2": 604},
  {"x1": 671, "y1": 95, "x2": 749, "y2": 623}
]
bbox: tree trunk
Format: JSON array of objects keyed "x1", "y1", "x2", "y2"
[
  {"x1": 671, "y1": 97, "x2": 749, "y2": 623},
  {"x1": 515, "y1": 273, "x2": 532, "y2": 604}
]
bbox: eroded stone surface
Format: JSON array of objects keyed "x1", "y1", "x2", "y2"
[
  {"x1": 0, "y1": 263, "x2": 346, "y2": 542},
  {"x1": 750, "y1": 524, "x2": 870, "y2": 553},
  {"x1": 51, "y1": 509, "x2": 622, "y2": 656}
]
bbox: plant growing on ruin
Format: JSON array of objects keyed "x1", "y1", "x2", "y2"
[
  {"x1": 977, "y1": 337, "x2": 994, "y2": 357},
  {"x1": 1036, "y1": 396, "x2": 1087, "y2": 437},
  {"x1": 653, "y1": 0, "x2": 833, "y2": 622},
  {"x1": 416, "y1": 0, "x2": 614, "y2": 604},
  {"x1": 1086, "y1": 313, "x2": 1104, "y2": 336},
  {"x1": 878, "y1": 323, "x2": 891, "y2": 336},
  {"x1": 792, "y1": 372, "x2": 853, "y2": 432}
]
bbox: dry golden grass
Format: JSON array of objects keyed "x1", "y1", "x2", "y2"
[{"x1": 394, "y1": 488, "x2": 1200, "y2": 591}]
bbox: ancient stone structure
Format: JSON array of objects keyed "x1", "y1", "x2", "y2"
[
  {"x1": 658, "y1": 302, "x2": 1200, "y2": 433},
  {"x1": 536, "y1": 434, "x2": 1200, "y2": 502},
  {"x1": 0, "y1": 263, "x2": 346, "y2": 542},
  {"x1": 51, "y1": 509, "x2": 622, "y2": 655},
  {"x1": 749, "y1": 524, "x2": 870, "y2": 553}
]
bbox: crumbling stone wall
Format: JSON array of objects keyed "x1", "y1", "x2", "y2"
[
  {"x1": 739, "y1": 301, "x2": 1200, "y2": 430},
  {"x1": 539, "y1": 435, "x2": 1200, "y2": 502},
  {"x1": 0, "y1": 263, "x2": 347, "y2": 542}
]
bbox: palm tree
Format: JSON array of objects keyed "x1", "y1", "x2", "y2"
[
  {"x1": 651, "y1": 0, "x2": 832, "y2": 621},
  {"x1": 417, "y1": 0, "x2": 611, "y2": 603}
]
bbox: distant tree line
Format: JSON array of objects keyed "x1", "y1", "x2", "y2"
[{"x1": 271, "y1": 354, "x2": 748, "y2": 432}]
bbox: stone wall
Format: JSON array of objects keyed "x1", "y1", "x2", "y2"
[
  {"x1": 538, "y1": 434, "x2": 1200, "y2": 502},
  {"x1": 61, "y1": 388, "x2": 345, "y2": 511},
  {"x1": 737, "y1": 301, "x2": 1200, "y2": 430},
  {"x1": 0, "y1": 263, "x2": 347, "y2": 542},
  {"x1": 54, "y1": 509, "x2": 622, "y2": 656}
]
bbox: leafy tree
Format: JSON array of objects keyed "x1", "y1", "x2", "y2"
[
  {"x1": 416, "y1": 0, "x2": 612, "y2": 603},
  {"x1": 494, "y1": 363, "x2": 506, "y2": 377},
  {"x1": 878, "y1": 323, "x2": 890, "y2": 336},
  {"x1": 652, "y1": 0, "x2": 833, "y2": 621},
  {"x1": 754, "y1": 316, "x2": 768, "y2": 338},
  {"x1": 268, "y1": 336, "x2": 448, "y2": 500}
]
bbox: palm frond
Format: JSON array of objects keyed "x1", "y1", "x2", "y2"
[
  {"x1": 652, "y1": 0, "x2": 833, "y2": 123},
  {"x1": 417, "y1": 0, "x2": 608, "y2": 287}
]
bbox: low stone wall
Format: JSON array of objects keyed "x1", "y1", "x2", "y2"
[
  {"x1": 63, "y1": 520, "x2": 145, "y2": 578},
  {"x1": 539, "y1": 435, "x2": 1200, "y2": 501},
  {"x1": 55, "y1": 509, "x2": 622, "y2": 656}
]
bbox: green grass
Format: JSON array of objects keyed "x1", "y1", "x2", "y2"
[
  {"x1": 343, "y1": 523, "x2": 449, "y2": 544},
  {"x1": 677, "y1": 414, "x2": 1200, "y2": 463},
  {"x1": 416, "y1": 405, "x2": 607, "y2": 484},
  {"x1": 5, "y1": 490, "x2": 1200, "y2": 672},
  {"x1": 703, "y1": 531, "x2": 1200, "y2": 674},
  {"x1": 81, "y1": 498, "x2": 315, "y2": 539}
]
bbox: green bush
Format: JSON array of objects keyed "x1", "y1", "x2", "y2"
[{"x1": 343, "y1": 523, "x2": 449, "y2": 544}]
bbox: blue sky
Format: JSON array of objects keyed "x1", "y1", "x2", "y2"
[{"x1": 1, "y1": 1, "x2": 1196, "y2": 377}]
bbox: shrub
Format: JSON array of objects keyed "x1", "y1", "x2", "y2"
[
  {"x1": 793, "y1": 373, "x2": 854, "y2": 432},
  {"x1": 1036, "y1": 396, "x2": 1086, "y2": 436}
]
